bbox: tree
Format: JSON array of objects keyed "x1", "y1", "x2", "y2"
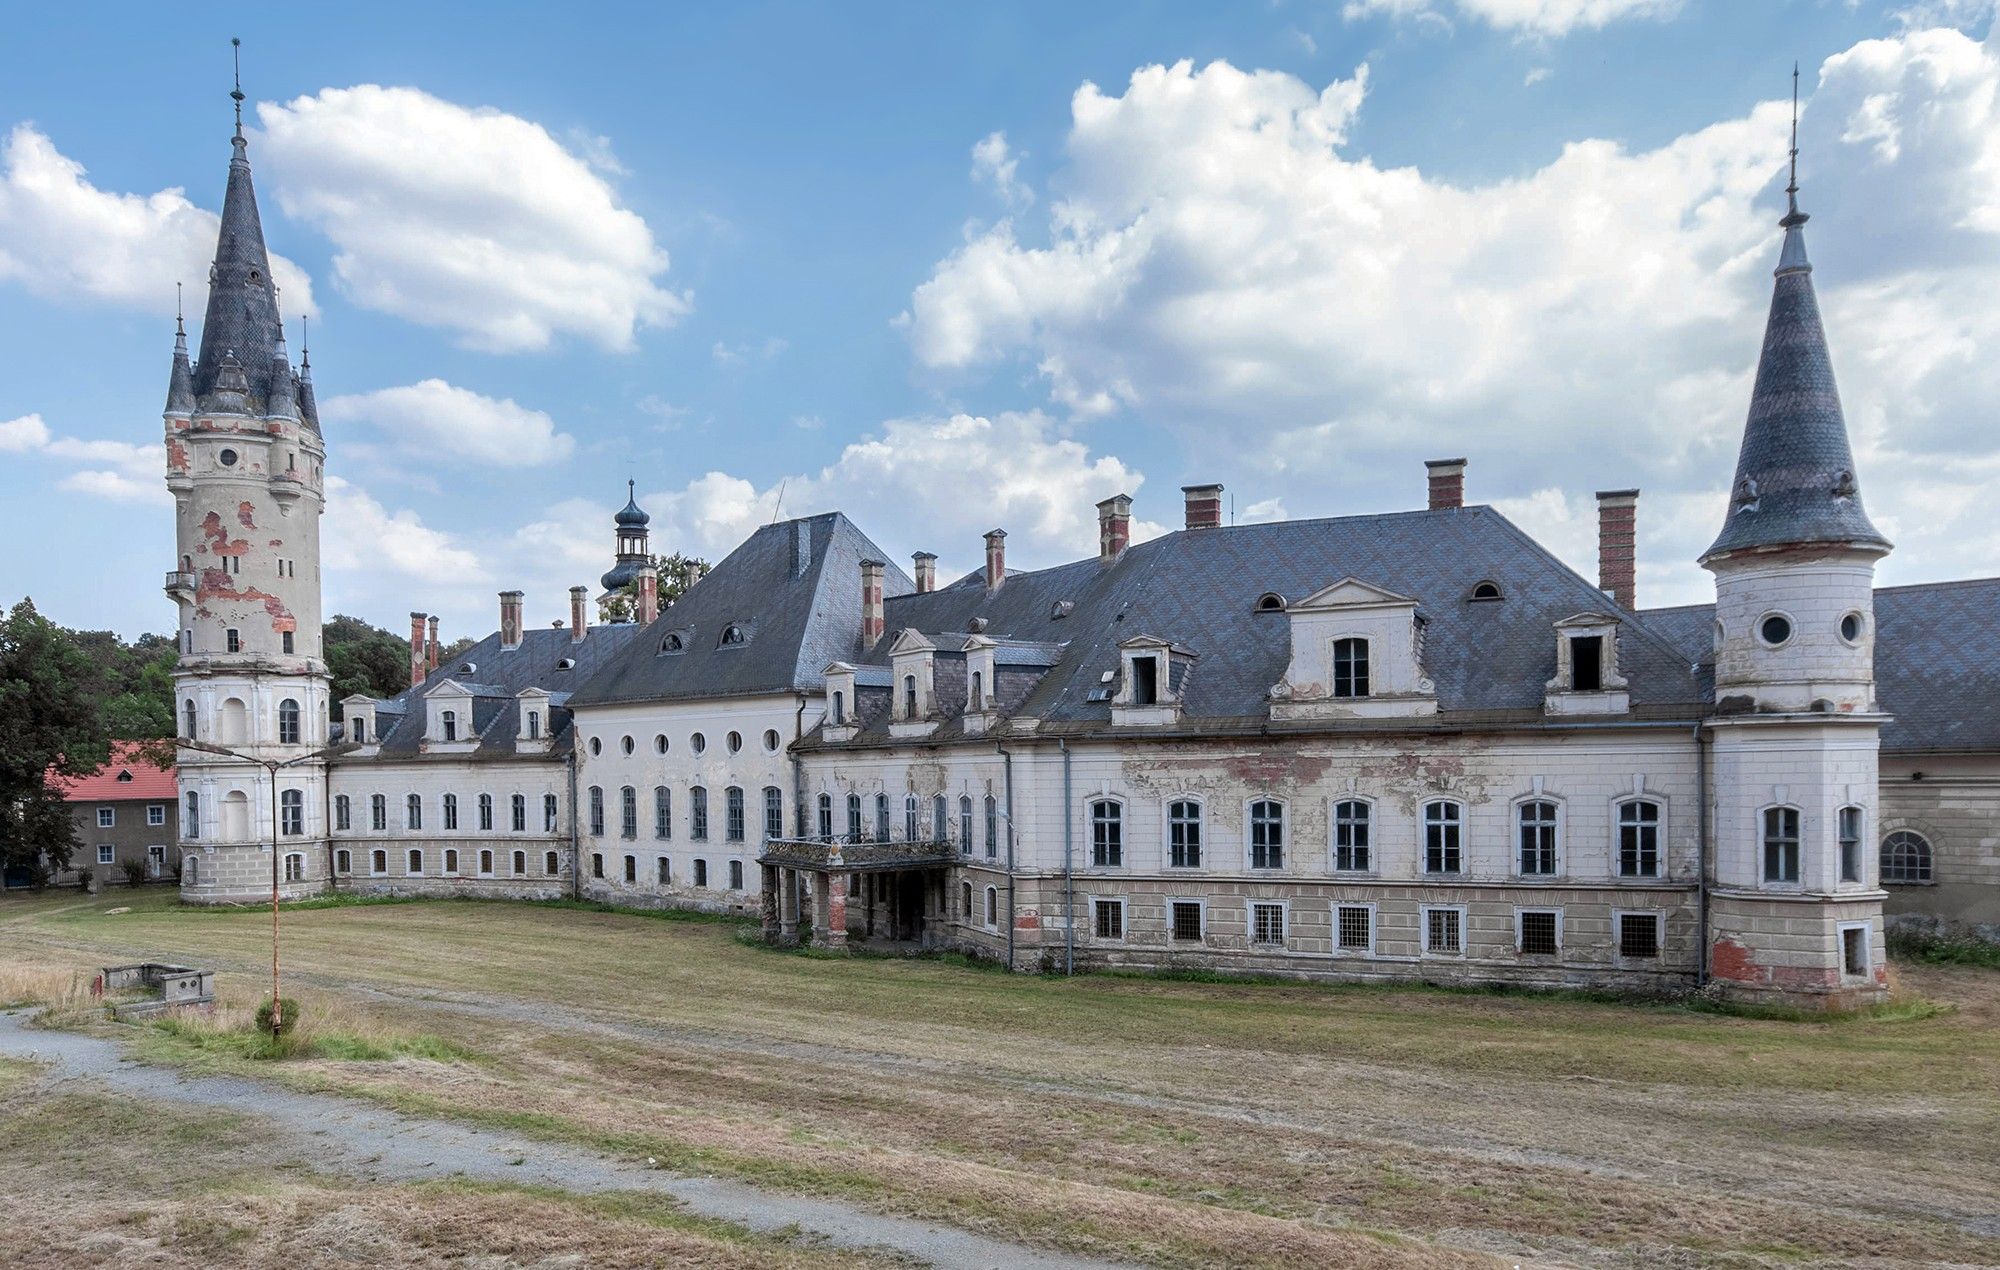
[
  {"x1": 64, "y1": 628, "x2": 177, "y2": 739},
  {"x1": 324, "y1": 614, "x2": 412, "y2": 718},
  {"x1": 0, "y1": 599, "x2": 112, "y2": 877},
  {"x1": 599, "y1": 552, "x2": 709, "y2": 624}
]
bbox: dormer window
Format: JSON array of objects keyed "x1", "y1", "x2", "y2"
[
  {"x1": 1131, "y1": 655, "x2": 1160, "y2": 705},
  {"x1": 458, "y1": 662, "x2": 475, "y2": 675},
  {"x1": 441, "y1": 710, "x2": 458, "y2": 742},
  {"x1": 968, "y1": 670, "x2": 984, "y2": 710},
  {"x1": 350, "y1": 715, "x2": 366, "y2": 744},
  {"x1": 720, "y1": 624, "x2": 746, "y2": 647},
  {"x1": 1255, "y1": 593, "x2": 1286, "y2": 613},
  {"x1": 555, "y1": 658, "x2": 575, "y2": 671},
  {"x1": 660, "y1": 633, "x2": 683, "y2": 653},
  {"x1": 1545, "y1": 613, "x2": 1629, "y2": 714},
  {"x1": 1331, "y1": 638, "x2": 1369, "y2": 699},
  {"x1": 527, "y1": 711, "x2": 540, "y2": 739},
  {"x1": 831, "y1": 690, "x2": 846, "y2": 724},
  {"x1": 1470, "y1": 581, "x2": 1503, "y2": 602},
  {"x1": 1570, "y1": 636, "x2": 1604, "y2": 692},
  {"x1": 902, "y1": 675, "x2": 919, "y2": 720}
]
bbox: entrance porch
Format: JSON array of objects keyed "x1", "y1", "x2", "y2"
[{"x1": 758, "y1": 837, "x2": 955, "y2": 951}]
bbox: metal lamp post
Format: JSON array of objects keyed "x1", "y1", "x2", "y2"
[{"x1": 177, "y1": 737, "x2": 355, "y2": 1035}]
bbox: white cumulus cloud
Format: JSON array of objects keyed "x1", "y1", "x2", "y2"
[
  {"x1": 972, "y1": 131, "x2": 1033, "y2": 209},
  {"x1": 255, "y1": 86, "x2": 687, "y2": 352},
  {"x1": 0, "y1": 124, "x2": 315, "y2": 319},
  {"x1": 2, "y1": 411, "x2": 165, "y2": 504},
  {"x1": 1343, "y1": 0, "x2": 1681, "y2": 37},
  {"x1": 321, "y1": 379, "x2": 574, "y2": 467}
]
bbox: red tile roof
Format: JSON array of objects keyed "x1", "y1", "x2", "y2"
[{"x1": 51, "y1": 741, "x2": 177, "y2": 802}]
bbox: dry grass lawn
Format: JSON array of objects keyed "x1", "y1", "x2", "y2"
[{"x1": 3, "y1": 889, "x2": 1997, "y2": 1267}]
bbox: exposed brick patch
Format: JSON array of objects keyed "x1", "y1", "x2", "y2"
[
  {"x1": 1710, "y1": 936, "x2": 1759, "y2": 983},
  {"x1": 165, "y1": 438, "x2": 190, "y2": 471}
]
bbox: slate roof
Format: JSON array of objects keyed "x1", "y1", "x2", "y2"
[
  {"x1": 566, "y1": 512, "x2": 910, "y2": 707},
  {"x1": 812, "y1": 505, "x2": 1706, "y2": 746},
  {"x1": 1704, "y1": 213, "x2": 1886, "y2": 560},
  {"x1": 189, "y1": 130, "x2": 298, "y2": 418},
  {"x1": 1640, "y1": 577, "x2": 2000, "y2": 754}
]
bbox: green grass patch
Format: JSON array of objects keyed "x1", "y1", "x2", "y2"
[
  {"x1": 141, "y1": 1012, "x2": 476, "y2": 1065},
  {"x1": 1890, "y1": 925, "x2": 2000, "y2": 969}
]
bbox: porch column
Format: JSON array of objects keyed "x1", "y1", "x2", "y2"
[
  {"x1": 778, "y1": 867, "x2": 799, "y2": 942},
  {"x1": 863, "y1": 873, "x2": 876, "y2": 938},
  {"x1": 760, "y1": 863, "x2": 779, "y2": 942},
  {"x1": 823, "y1": 869, "x2": 848, "y2": 950}
]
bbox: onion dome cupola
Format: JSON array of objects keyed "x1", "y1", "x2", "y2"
[{"x1": 601, "y1": 479, "x2": 652, "y2": 591}]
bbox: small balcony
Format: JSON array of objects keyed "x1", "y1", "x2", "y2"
[{"x1": 164, "y1": 570, "x2": 195, "y2": 601}]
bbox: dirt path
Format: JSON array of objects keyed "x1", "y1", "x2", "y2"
[{"x1": 0, "y1": 1009, "x2": 1130, "y2": 1270}]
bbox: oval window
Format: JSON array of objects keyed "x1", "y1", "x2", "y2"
[
  {"x1": 763, "y1": 729, "x2": 780, "y2": 753},
  {"x1": 620, "y1": 735, "x2": 634, "y2": 755},
  {"x1": 727, "y1": 730, "x2": 743, "y2": 754},
  {"x1": 588, "y1": 737, "x2": 602, "y2": 756},
  {"x1": 218, "y1": 448, "x2": 238, "y2": 467},
  {"x1": 691, "y1": 732, "x2": 706, "y2": 755},
  {"x1": 1758, "y1": 614, "x2": 1793, "y2": 647},
  {"x1": 654, "y1": 734, "x2": 668, "y2": 754},
  {"x1": 1839, "y1": 612, "x2": 1863, "y2": 644}
]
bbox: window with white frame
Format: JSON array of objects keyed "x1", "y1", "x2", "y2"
[
  {"x1": 97, "y1": 844, "x2": 114, "y2": 865},
  {"x1": 1838, "y1": 806, "x2": 1863, "y2": 884},
  {"x1": 1424, "y1": 906, "x2": 1463, "y2": 954},
  {"x1": 1167, "y1": 800, "x2": 1201, "y2": 868},
  {"x1": 1336, "y1": 905, "x2": 1373, "y2": 953},
  {"x1": 1093, "y1": 898, "x2": 1125, "y2": 939},
  {"x1": 1424, "y1": 801, "x2": 1462, "y2": 874},
  {"x1": 1762, "y1": 806, "x2": 1801, "y2": 884},
  {"x1": 370, "y1": 794, "x2": 387, "y2": 831},
  {"x1": 1249, "y1": 800, "x2": 1284, "y2": 869},
  {"x1": 543, "y1": 794, "x2": 559, "y2": 833},
  {"x1": 1333, "y1": 800, "x2": 1370, "y2": 871},
  {"x1": 1331, "y1": 637, "x2": 1370, "y2": 698},
  {"x1": 478, "y1": 793, "x2": 493, "y2": 832},
  {"x1": 1090, "y1": 800, "x2": 1123, "y2": 867},
  {"x1": 726, "y1": 786, "x2": 745, "y2": 842},
  {"x1": 147, "y1": 803, "x2": 166, "y2": 827},
  {"x1": 1517, "y1": 800, "x2": 1558, "y2": 876},
  {"x1": 1617, "y1": 912, "x2": 1661, "y2": 959},
  {"x1": 335, "y1": 849, "x2": 351, "y2": 874},
  {"x1": 335, "y1": 794, "x2": 351, "y2": 831},
  {"x1": 1841, "y1": 924, "x2": 1869, "y2": 977},
  {"x1": 284, "y1": 853, "x2": 304, "y2": 882},
  {"x1": 278, "y1": 697, "x2": 301, "y2": 745},
  {"x1": 1617, "y1": 799, "x2": 1660, "y2": 877},
  {"x1": 984, "y1": 885, "x2": 998, "y2": 928},
  {"x1": 1170, "y1": 900, "x2": 1203, "y2": 941},
  {"x1": 1250, "y1": 901, "x2": 1285, "y2": 945},
  {"x1": 97, "y1": 807, "x2": 115, "y2": 828},
  {"x1": 1517, "y1": 909, "x2": 1560, "y2": 956},
  {"x1": 1881, "y1": 830, "x2": 1932, "y2": 884},
  {"x1": 280, "y1": 788, "x2": 304, "y2": 835},
  {"x1": 442, "y1": 793, "x2": 458, "y2": 832}
]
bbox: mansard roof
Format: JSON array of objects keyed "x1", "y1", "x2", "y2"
[
  {"x1": 1641, "y1": 577, "x2": 2000, "y2": 755},
  {"x1": 566, "y1": 512, "x2": 911, "y2": 707},
  {"x1": 809, "y1": 505, "x2": 1705, "y2": 746}
]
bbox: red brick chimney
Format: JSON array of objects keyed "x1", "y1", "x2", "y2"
[
  {"x1": 1426, "y1": 458, "x2": 1466, "y2": 511},
  {"x1": 426, "y1": 616, "x2": 441, "y2": 673},
  {"x1": 408, "y1": 612, "x2": 428, "y2": 687},
  {"x1": 983, "y1": 529, "x2": 1007, "y2": 591},
  {"x1": 499, "y1": 591, "x2": 524, "y2": 650},
  {"x1": 912, "y1": 551, "x2": 937, "y2": 594},
  {"x1": 636, "y1": 564, "x2": 659, "y2": 624},
  {"x1": 1097, "y1": 494, "x2": 1132, "y2": 563},
  {"x1": 1182, "y1": 483, "x2": 1223, "y2": 530},
  {"x1": 569, "y1": 586, "x2": 589, "y2": 643},
  {"x1": 860, "y1": 559, "x2": 886, "y2": 646},
  {"x1": 1596, "y1": 488, "x2": 1639, "y2": 609}
]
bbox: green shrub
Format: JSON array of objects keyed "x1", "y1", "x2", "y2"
[
  {"x1": 119, "y1": 859, "x2": 148, "y2": 888},
  {"x1": 255, "y1": 996, "x2": 301, "y2": 1035},
  {"x1": 75, "y1": 867, "x2": 94, "y2": 891}
]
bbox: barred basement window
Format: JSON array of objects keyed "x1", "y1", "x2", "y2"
[
  {"x1": 335, "y1": 849, "x2": 351, "y2": 874},
  {"x1": 545, "y1": 850, "x2": 560, "y2": 875},
  {"x1": 591, "y1": 853, "x2": 604, "y2": 879},
  {"x1": 1424, "y1": 907, "x2": 1462, "y2": 954},
  {"x1": 1762, "y1": 807, "x2": 1801, "y2": 884},
  {"x1": 1517, "y1": 800, "x2": 1558, "y2": 876},
  {"x1": 1618, "y1": 912, "x2": 1661, "y2": 959},
  {"x1": 624, "y1": 855, "x2": 636, "y2": 884},
  {"x1": 480, "y1": 849, "x2": 494, "y2": 875},
  {"x1": 1518, "y1": 910, "x2": 1559, "y2": 956},
  {"x1": 407, "y1": 849, "x2": 423, "y2": 874},
  {"x1": 1617, "y1": 799, "x2": 1661, "y2": 877},
  {"x1": 1424, "y1": 801, "x2": 1462, "y2": 874},
  {"x1": 371, "y1": 849, "x2": 387, "y2": 875},
  {"x1": 1089, "y1": 800, "x2": 1123, "y2": 867},
  {"x1": 1094, "y1": 899, "x2": 1125, "y2": 939},
  {"x1": 512, "y1": 850, "x2": 525, "y2": 875},
  {"x1": 1336, "y1": 905, "x2": 1373, "y2": 952},
  {"x1": 694, "y1": 859, "x2": 708, "y2": 887},
  {"x1": 1333, "y1": 800, "x2": 1370, "y2": 871},
  {"x1": 1170, "y1": 900, "x2": 1203, "y2": 941},
  {"x1": 1251, "y1": 902, "x2": 1285, "y2": 946}
]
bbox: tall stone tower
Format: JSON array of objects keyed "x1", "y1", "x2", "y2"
[
  {"x1": 166, "y1": 89, "x2": 330, "y2": 905},
  {"x1": 1699, "y1": 126, "x2": 1891, "y2": 1006}
]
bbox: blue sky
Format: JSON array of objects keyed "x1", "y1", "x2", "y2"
[{"x1": 4, "y1": 0, "x2": 1997, "y2": 639}]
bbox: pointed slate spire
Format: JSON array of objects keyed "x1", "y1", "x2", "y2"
[
  {"x1": 1703, "y1": 73, "x2": 1887, "y2": 562},
  {"x1": 267, "y1": 322, "x2": 297, "y2": 419},
  {"x1": 192, "y1": 40, "x2": 289, "y2": 413},
  {"x1": 297, "y1": 314, "x2": 320, "y2": 434},
  {"x1": 165, "y1": 287, "x2": 195, "y2": 415}
]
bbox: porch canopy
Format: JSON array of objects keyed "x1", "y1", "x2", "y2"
[{"x1": 759, "y1": 836, "x2": 955, "y2": 949}]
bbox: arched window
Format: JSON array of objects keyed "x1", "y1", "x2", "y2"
[
  {"x1": 512, "y1": 850, "x2": 526, "y2": 875},
  {"x1": 183, "y1": 790, "x2": 200, "y2": 839},
  {"x1": 182, "y1": 699, "x2": 197, "y2": 740},
  {"x1": 478, "y1": 793, "x2": 493, "y2": 831},
  {"x1": 221, "y1": 789, "x2": 250, "y2": 839},
  {"x1": 764, "y1": 786, "x2": 785, "y2": 841},
  {"x1": 1469, "y1": 580, "x2": 1503, "y2": 602},
  {"x1": 280, "y1": 788, "x2": 304, "y2": 835},
  {"x1": 694, "y1": 858, "x2": 709, "y2": 887},
  {"x1": 817, "y1": 792, "x2": 834, "y2": 839},
  {"x1": 831, "y1": 691, "x2": 846, "y2": 725},
  {"x1": 984, "y1": 885, "x2": 998, "y2": 928},
  {"x1": 1333, "y1": 800, "x2": 1370, "y2": 871},
  {"x1": 846, "y1": 793, "x2": 863, "y2": 841},
  {"x1": 1168, "y1": 800, "x2": 1201, "y2": 868},
  {"x1": 185, "y1": 855, "x2": 199, "y2": 885},
  {"x1": 1423, "y1": 801, "x2": 1462, "y2": 874},
  {"x1": 620, "y1": 786, "x2": 638, "y2": 839},
  {"x1": 406, "y1": 794, "x2": 423, "y2": 831},
  {"x1": 219, "y1": 696, "x2": 247, "y2": 744},
  {"x1": 1617, "y1": 800, "x2": 1661, "y2": 877},
  {"x1": 932, "y1": 795, "x2": 947, "y2": 843},
  {"x1": 959, "y1": 796, "x2": 973, "y2": 854},
  {"x1": 657, "y1": 856, "x2": 671, "y2": 884},
  {"x1": 961, "y1": 881, "x2": 973, "y2": 920},
  {"x1": 371, "y1": 849, "x2": 387, "y2": 875},
  {"x1": 904, "y1": 794, "x2": 919, "y2": 842},
  {"x1": 1255, "y1": 592, "x2": 1287, "y2": 613},
  {"x1": 278, "y1": 698, "x2": 301, "y2": 745},
  {"x1": 351, "y1": 715, "x2": 366, "y2": 744},
  {"x1": 1517, "y1": 800, "x2": 1558, "y2": 876},
  {"x1": 660, "y1": 632, "x2": 683, "y2": 653},
  {"x1": 903, "y1": 675, "x2": 919, "y2": 720},
  {"x1": 1331, "y1": 639, "x2": 1370, "y2": 699},
  {"x1": 1762, "y1": 807, "x2": 1801, "y2": 884},
  {"x1": 690, "y1": 786, "x2": 709, "y2": 840},
  {"x1": 587, "y1": 786, "x2": 604, "y2": 837},
  {"x1": 407, "y1": 848, "x2": 423, "y2": 874},
  {"x1": 335, "y1": 849, "x2": 351, "y2": 874},
  {"x1": 370, "y1": 794, "x2": 387, "y2": 831},
  {"x1": 511, "y1": 793, "x2": 526, "y2": 832},
  {"x1": 874, "y1": 793, "x2": 890, "y2": 841},
  {"x1": 1881, "y1": 830, "x2": 1933, "y2": 884},
  {"x1": 969, "y1": 670, "x2": 984, "y2": 709},
  {"x1": 444, "y1": 848, "x2": 459, "y2": 873},
  {"x1": 1089, "y1": 800, "x2": 1123, "y2": 867},
  {"x1": 654, "y1": 786, "x2": 671, "y2": 839},
  {"x1": 725, "y1": 786, "x2": 745, "y2": 842},
  {"x1": 284, "y1": 853, "x2": 304, "y2": 883},
  {"x1": 984, "y1": 795, "x2": 999, "y2": 859},
  {"x1": 545, "y1": 850, "x2": 560, "y2": 875},
  {"x1": 526, "y1": 710, "x2": 541, "y2": 739},
  {"x1": 441, "y1": 793, "x2": 458, "y2": 831},
  {"x1": 543, "y1": 794, "x2": 559, "y2": 833},
  {"x1": 720, "y1": 624, "x2": 745, "y2": 646},
  {"x1": 441, "y1": 709, "x2": 457, "y2": 742},
  {"x1": 1249, "y1": 800, "x2": 1285, "y2": 869},
  {"x1": 334, "y1": 795, "x2": 351, "y2": 832}
]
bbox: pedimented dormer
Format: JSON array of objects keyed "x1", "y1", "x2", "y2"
[
  {"x1": 1110, "y1": 634, "x2": 1190, "y2": 727},
  {"x1": 1269, "y1": 577, "x2": 1437, "y2": 721},
  {"x1": 341, "y1": 695, "x2": 379, "y2": 751},
  {"x1": 961, "y1": 634, "x2": 998, "y2": 736},
  {"x1": 823, "y1": 662, "x2": 859, "y2": 742},
  {"x1": 422, "y1": 679, "x2": 479, "y2": 753},
  {"x1": 888, "y1": 628, "x2": 938, "y2": 739},
  {"x1": 1544, "y1": 613, "x2": 1630, "y2": 715},
  {"x1": 516, "y1": 686, "x2": 553, "y2": 752}
]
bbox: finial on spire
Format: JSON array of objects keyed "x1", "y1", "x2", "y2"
[
  {"x1": 1781, "y1": 62, "x2": 1806, "y2": 228},
  {"x1": 231, "y1": 38, "x2": 245, "y2": 138},
  {"x1": 175, "y1": 282, "x2": 184, "y2": 337},
  {"x1": 300, "y1": 313, "x2": 310, "y2": 370},
  {"x1": 629, "y1": 478, "x2": 636, "y2": 500}
]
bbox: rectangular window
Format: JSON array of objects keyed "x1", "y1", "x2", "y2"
[
  {"x1": 1250, "y1": 902, "x2": 1285, "y2": 946},
  {"x1": 1424, "y1": 802, "x2": 1461, "y2": 874},
  {"x1": 282, "y1": 630, "x2": 294, "y2": 655},
  {"x1": 654, "y1": 787, "x2": 671, "y2": 839},
  {"x1": 1249, "y1": 801, "x2": 1284, "y2": 869},
  {"x1": 147, "y1": 804, "x2": 166, "y2": 827},
  {"x1": 984, "y1": 796, "x2": 998, "y2": 859},
  {"x1": 1762, "y1": 806, "x2": 1801, "y2": 884},
  {"x1": 624, "y1": 855, "x2": 636, "y2": 884},
  {"x1": 694, "y1": 859, "x2": 708, "y2": 887},
  {"x1": 97, "y1": 808, "x2": 115, "y2": 828},
  {"x1": 371, "y1": 795, "x2": 387, "y2": 831},
  {"x1": 691, "y1": 786, "x2": 709, "y2": 840},
  {"x1": 1842, "y1": 925, "x2": 1869, "y2": 977},
  {"x1": 1571, "y1": 635, "x2": 1603, "y2": 692},
  {"x1": 1131, "y1": 655, "x2": 1159, "y2": 705},
  {"x1": 591, "y1": 853, "x2": 604, "y2": 879},
  {"x1": 730, "y1": 860, "x2": 743, "y2": 890},
  {"x1": 1424, "y1": 907, "x2": 1463, "y2": 954},
  {"x1": 1093, "y1": 899, "x2": 1124, "y2": 940},
  {"x1": 512, "y1": 794, "x2": 527, "y2": 833},
  {"x1": 1331, "y1": 638, "x2": 1369, "y2": 698},
  {"x1": 1168, "y1": 801, "x2": 1201, "y2": 868},
  {"x1": 1518, "y1": 910, "x2": 1560, "y2": 956},
  {"x1": 546, "y1": 850, "x2": 560, "y2": 875},
  {"x1": 1618, "y1": 800, "x2": 1660, "y2": 877},
  {"x1": 97, "y1": 844, "x2": 115, "y2": 865},
  {"x1": 280, "y1": 789, "x2": 303, "y2": 836},
  {"x1": 1618, "y1": 912, "x2": 1661, "y2": 959},
  {"x1": 1170, "y1": 900, "x2": 1203, "y2": 942},
  {"x1": 589, "y1": 787, "x2": 604, "y2": 837},
  {"x1": 658, "y1": 856, "x2": 671, "y2": 884},
  {"x1": 441, "y1": 794, "x2": 457, "y2": 832},
  {"x1": 1090, "y1": 801, "x2": 1122, "y2": 867},
  {"x1": 226, "y1": 629, "x2": 240, "y2": 653},
  {"x1": 620, "y1": 786, "x2": 638, "y2": 839},
  {"x1": 544, "y1": 794, "x2": 560, "y2": 833},
  {"x1": 408, "y1": 848, "x2": 424, "y2": 875},
  {"x1": 726, "y1": 787, "x2": 745, "y2": 842},
  {"x1": 1838, "y1": 806, "x2": 1863, "y2": 884},
  {"x1": 1517, "y1": 800, "x2": 1558, "y2": 876},
  {"x1": 406, "y1": 795, "x2": 423, "y2": 831},
  {"x1": 478, "y1": 794, "x2": 493, "y2": 832},
  {"x1": 767, "y1": 788, "x2": 786, "y2": 842},
  {"x1": 335, "y1": 795, "x2": 351, "y2": 831},
  {"x1": 1336, "y1": 905, "x2": 1373, "y2": 952},
  {"x1": 1333, "y1": 800, "x2": 1370, "y2": 871}
]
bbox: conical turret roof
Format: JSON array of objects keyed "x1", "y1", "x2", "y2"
[{"x1": 191, "y1": 128, "x2": 290, "y2": 413}]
